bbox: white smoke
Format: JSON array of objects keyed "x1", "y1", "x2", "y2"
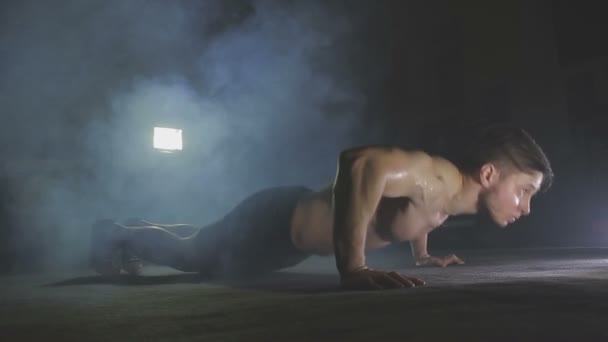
[{"x1": 0, "y1": 0, "x2": 370, "y2": 270}]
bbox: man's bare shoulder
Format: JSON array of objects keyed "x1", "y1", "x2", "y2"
[
  {"x1": 428, "y1": 155, "x2": 464, "y2": 193},
  {"x1": 340, "y1": 145, "x2": 432, "y2": 166}
]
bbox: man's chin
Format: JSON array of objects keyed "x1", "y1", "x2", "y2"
[
  {"x1": 488, "y1": 214, "x2": 510, "y2": 227},
  {"x1": 484, "y1": 213, "x2": 509, "y2": 228},
  {"x1": 478, "y1": 207, "x2": 507, "y2": 228},
  {"x1": 496, "y1": 220, "x2": 509, "y2": 228}
]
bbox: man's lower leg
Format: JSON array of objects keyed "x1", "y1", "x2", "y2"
[
  {"x1": 90, "y1": 220, "x2": 199, "y2": 275},
  {"x1": 123, "y1": 218, "x2": 199, "y2": 238},
  {"x1": 123, "y1": 226, "x2": 197, "y2": 271}
]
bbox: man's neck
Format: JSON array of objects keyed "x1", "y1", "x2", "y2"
[{"x1": 445, "y1": 173, "x2": 481, "y2": 216}]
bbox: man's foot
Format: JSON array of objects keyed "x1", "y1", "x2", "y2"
[
  {"x1": 90, "y1": 219, "x2": 127, "y2": 276},
  {"x1": 122, "y1": 248, "x2": 144, "y2": 276}
]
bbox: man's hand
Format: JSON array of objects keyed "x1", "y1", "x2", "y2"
[
  {"x1": 415, "y1": 254, "x2": 464, "y2": 267},
  {"x1": 340, "y1": 267, "x2": 425, "y2": 291}
]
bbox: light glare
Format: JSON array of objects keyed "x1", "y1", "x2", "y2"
[{"x1": 153, "y1": 127, "x2": 182, "y2": 152}]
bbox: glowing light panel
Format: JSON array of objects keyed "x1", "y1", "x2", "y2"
[{"x1": 153, "y1": 127, "x2": 182, "y2": 152}]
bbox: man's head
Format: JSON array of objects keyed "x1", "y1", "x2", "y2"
[{"x1": 456, "y1": 123, "x2": 554, "y2": 227}]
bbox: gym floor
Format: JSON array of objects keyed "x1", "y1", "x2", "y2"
[{"x1": 2, "y1": 248, "x2": 607, "y2": 341}]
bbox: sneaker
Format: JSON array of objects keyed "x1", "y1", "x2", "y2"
[
  {"x1": 122, "y1": 248, "x2": 143, "y2": 276},
  {"x1": 89, "y1": 219, "x2": 124, "y2": 276}
]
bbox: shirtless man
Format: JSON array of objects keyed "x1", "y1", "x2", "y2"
[{"x1": 90, "y1": 123, "x2": 553, "y2": 290}]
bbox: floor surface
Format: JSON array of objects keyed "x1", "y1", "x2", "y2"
[{"x1": 2, "y1": 248, "x2": 607, "y2": 341}]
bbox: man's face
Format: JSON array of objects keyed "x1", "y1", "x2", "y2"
[{"x1": 479, "y1": 164, "x2": 544, "y2": 227}]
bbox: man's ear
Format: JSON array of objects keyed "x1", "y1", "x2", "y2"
[{"x1": 479, "y1": 163, "x2": 499, "y2": 188}]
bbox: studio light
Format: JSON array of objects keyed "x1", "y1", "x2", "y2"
[{"x1": 153, "y1": 127, "x2": 183, "y2": 153}]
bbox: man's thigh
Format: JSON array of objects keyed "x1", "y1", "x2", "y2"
[{"x1": 194, "y1": 186, "x2": 313, "y2": 278}]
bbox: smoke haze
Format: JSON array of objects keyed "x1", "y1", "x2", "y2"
[{"x1": 0, "y1": 0, "x2": 376, "y2": 270}]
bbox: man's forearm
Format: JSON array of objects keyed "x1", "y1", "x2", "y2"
[
  {"x1": 332, "y1": 182, "x2": 377, "y2": 275},
  {"x1": 410, "y1": 234, "x2": 430, "y2": 260},
  {"x1": 333, "y1": 190, "x2": 369, "y2": 274},
  {"x1": 331, "y1": 151, "x2": 387, "y2": 276},
  {"x1": 333, "y1": 217, "x2": 368, "y2": 274}
]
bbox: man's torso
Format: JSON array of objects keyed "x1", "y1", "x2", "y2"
[{"x1": 290, "y1": 147, "x2": 460, "y2": 255}]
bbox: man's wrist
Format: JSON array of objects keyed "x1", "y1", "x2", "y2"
[
  {"x1": 414, "y1": 254, "x2": 433, "y2": 266},
  {"x1": 335, "y1": 249, "x2": 366, "y2": 275},
  {"x1": 414, "y1": 253, "x2": 431, "y2": 261},
  {"x1": 340, "y1": 265, "x2": 369, "y2": 277},
  {"x1": 339, "y1": 263, "x2": 370, "y2": 280}
]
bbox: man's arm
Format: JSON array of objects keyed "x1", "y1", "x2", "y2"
[
  {"x1": 332, "y1": 152, "x2": 386, "y2": 274},
  {"x1": 332, "y1": 148, "x2": 429, "y2": 290},
  {"x1": 410, "y1": 234, "x2": 430, "y2": 261},
  {"x1": 411, "y1": 233, "x2": 465, "y2": 267},
  {"x1": 332, "y1": 148, "x2": 432, "y2": 270}
]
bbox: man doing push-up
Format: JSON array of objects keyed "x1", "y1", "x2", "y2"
[{"x1": 90, "y1": 123, "x2": 553, "y2": 290}]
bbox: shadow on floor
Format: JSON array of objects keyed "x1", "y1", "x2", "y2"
[{"x1": 46, "y1": 271, "x2": 342, "y2": 293}]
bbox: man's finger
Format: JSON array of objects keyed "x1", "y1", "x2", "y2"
[
  {"x1": 378, "y1": 273, "x2": 407, "y2": 289},
  {"x1": 407, "y1": 276, "x2": 426, "y2": 286},
  {"x1": 447, "y1": 255, "x2": 465, "y2": 265},
  {"x1": 388, "y1": 271, "x2": 418, "y2": 287},
  {"x1": 394, "y1": 272, "x2": 426, "y2": 286},
  {"x1": 430, "y1": 257, "x2": 447, "y2": 267},
  {"x1": 364, "y1": 277, "x2": 383, "y2": 290},
  {"x1": 342, "y1": 276, "x2": 381, "y2": 291}
]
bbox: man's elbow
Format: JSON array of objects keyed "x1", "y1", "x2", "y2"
[{"x1": 338, "y1": 147, "x2": 363, "y2": 166}]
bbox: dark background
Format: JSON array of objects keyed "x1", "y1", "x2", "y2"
[{"x1": 0, "y1": 0, "x2": 607, "y2": 274}]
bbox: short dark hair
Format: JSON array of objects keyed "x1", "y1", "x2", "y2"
[{"x1": 450, "y1": 123, "x2": 554, "y2": 192}]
